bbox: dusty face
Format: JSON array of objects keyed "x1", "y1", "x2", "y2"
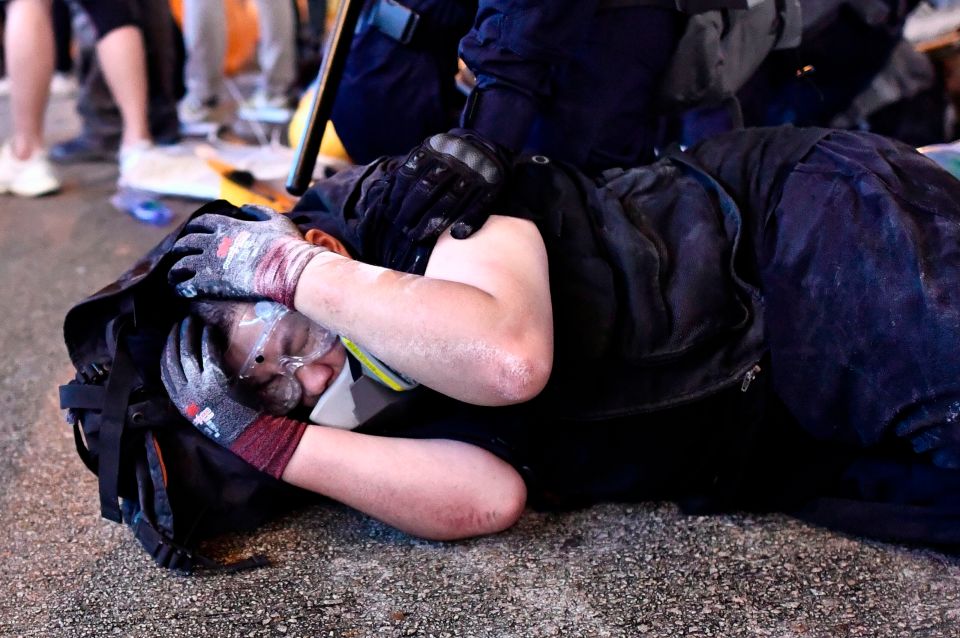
[{"x1": 221, "y1": 302, "x2": 347, "y2": 414}]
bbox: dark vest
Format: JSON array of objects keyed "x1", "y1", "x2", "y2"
[
  {"x1": 498, "y1": 156, "x2": 769, "y2": 420},
  {"x1": 291, "y1": 127, "x2": 832, "y2": 422},
  {"x1": 66, "y1": 139, "x2": 787, "y2": 427}
]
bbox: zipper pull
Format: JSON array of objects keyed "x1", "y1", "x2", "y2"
[{"x1": 741, "y1": 364, "x2": 762, "y2": 392}]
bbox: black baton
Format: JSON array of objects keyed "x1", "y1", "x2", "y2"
[{"x1": 286, "y1": 0, "x2": 365, "y2": 196}]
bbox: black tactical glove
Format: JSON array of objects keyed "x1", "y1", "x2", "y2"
[{"x1": 359, "y1": 128, "x2": 511, "y2": 271}]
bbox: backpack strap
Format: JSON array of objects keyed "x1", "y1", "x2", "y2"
[
  {"x1": 98, "y1": 323, "x2": 138, "y2": 523},
  {"x1": 60, "y1": 365, "x2": 112, "y2": 475},
  {"x1": 131, "y1": 513, "x2": 270, "y2": 573},
  {"x1": 59, "y1": 383, "x2": 106, "y2": 410}
]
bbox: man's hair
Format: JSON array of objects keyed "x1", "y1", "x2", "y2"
[{"x1": 189, "y1": 301, "x2": 242, "y2": 345}]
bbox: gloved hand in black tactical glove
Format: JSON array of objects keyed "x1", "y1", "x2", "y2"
[
  {"x1": 160, "y1": 316, "x2": 307, "y2": 479},
  {"x1": 168, "y1": 204, "x2": 327, "y2": 307},
  {"x1": 359, "y1": 128, "x2": 511, "y2": 271}
]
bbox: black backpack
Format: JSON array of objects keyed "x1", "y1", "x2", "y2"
[{"x1": 59, "y1": 201, "x2": 314, "y2": 573}]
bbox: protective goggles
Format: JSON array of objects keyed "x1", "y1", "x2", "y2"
[{"x1": 231, "y1": 301, "x2": 339, "y2": 415}]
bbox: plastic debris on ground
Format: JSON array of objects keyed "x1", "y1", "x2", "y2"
[
  {"x1": 117, "y1": 137, "x2": 349, "y2": 201},
  {"x1": 110, "y1": 188, "x2": 175, "y2": 226}
]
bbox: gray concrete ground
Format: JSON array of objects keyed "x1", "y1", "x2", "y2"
[{"x1": 1, "y1": 95, "x2": 959, "y2": 638}]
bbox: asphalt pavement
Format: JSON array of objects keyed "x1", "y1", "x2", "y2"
[{"x1": 1, "y1": 94, "x2": 958, "y2": 638}]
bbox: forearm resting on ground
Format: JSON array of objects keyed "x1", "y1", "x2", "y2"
[
  {"x1": 282, "y1": 426, "x2": 527, "y2": 540},
  {"x1": 293, "y1": 216, "x2": 553, "y2": 406}
]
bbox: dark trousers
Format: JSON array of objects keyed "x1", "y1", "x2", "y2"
[{"x1": 69, "y1": 0, "x2": 182, "y2": 146}]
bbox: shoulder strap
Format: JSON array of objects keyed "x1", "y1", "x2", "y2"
[{"x1": 97, "y1": 323, "x2": 138, "y2": 523}]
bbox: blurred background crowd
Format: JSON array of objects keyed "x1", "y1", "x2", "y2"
[{"x1": 2, "y1": 0, "x2": 960, "y2": 215}]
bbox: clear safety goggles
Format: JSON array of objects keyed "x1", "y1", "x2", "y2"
[{"x1": 230, "y1": 301, "x2": 339, "y2": 415}]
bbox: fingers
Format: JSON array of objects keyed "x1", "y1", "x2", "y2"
[
  {"x1": 181, "y1": 213, "x2": 224, "y2": 235},
  {"x1": 237, "y1": 204, "x2": 277, "y2": 221},
  {"x1": 167, "y1": 227, "x2": 216, "y2": 293},
  {"x1": 200, "y1": 324, "x2": 225, "y2": 373},
  {"x1": 167, "y1": 254, "x2": 201, "y2": 295},
  {"x1": 178, "y1": 315, "x2": 204, "y2": 379},
  {"x1": 450, "y1": 182, "x2": 498, "y2": 239},
  {"x1": 160, "y1": 321, "x2": 187, "y2": 389},
  {"x1": 410, "y1": 174, "x2": 490, "y2": 242},
  {"x1": 167, "y1": 232, "x2": 218, "y2": 296},
  {"x1": 171, "y1": 232, "x2": 216, "y2": 255},
  {"x1": 394, "y1": 165, "x2": 459, "y2": 236},
  {"x1": 450, "y1": 203, "x2": 488, "y2": 239}
]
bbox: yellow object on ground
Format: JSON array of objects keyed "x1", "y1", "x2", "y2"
[
  {"x1": 288, "y1": 84, "x2": 353, "y2": 162},
  {"x1": 206, "y1": 157, "x2": 297, "y2": 211},
  {"x1": 169, "y1": 0, "x2": 258, "y2": 76}
]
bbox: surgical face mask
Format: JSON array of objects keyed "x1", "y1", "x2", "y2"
[
  {"x1": 230, "y1": 301, "x2": 339, "y2": 415},
  {"x1": 309, "y1": 338, "x2": 418, "y2": 429}
]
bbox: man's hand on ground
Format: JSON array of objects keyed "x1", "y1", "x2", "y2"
[{"x1": 168, "y1": 205, "x2": 326, "y2": 307}]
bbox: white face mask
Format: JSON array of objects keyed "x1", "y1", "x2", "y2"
[
  {"x1": 308, "y1": 339, "x2": 418, "y2": 429},
  {"x1": 308, "y1": 359, "x2": 360, "y2": 428}
]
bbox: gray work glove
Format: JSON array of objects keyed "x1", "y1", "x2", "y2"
[
  {"x1": 168, "y1": 204, "x2": 327, "y2": 307},
  {"x1": 160, "y1": 316, "x2": 308, "y2": 479},
  {"x1": 160, "y1": 316, "x2": 261, "y2": 445}
]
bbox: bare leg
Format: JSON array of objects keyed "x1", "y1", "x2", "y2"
[
  {"x1": 6, "y1": 0, "x2": 54, "y2": 160},
  {"x1": 282, "y1": 427, "x2": 527, "y2": 541},
  {"x1": 95, "y1": 25, "x2": 151, "y2": 148}
]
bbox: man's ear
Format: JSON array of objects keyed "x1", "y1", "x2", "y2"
[{"x1": 304, "y1": 229, "x2": 353, "y2": 258}]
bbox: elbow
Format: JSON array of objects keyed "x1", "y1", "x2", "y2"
[
  {"x1": 484, "y1": 337, "x2": 553, "y2": 406},
  {"x1": 430, "y1": 471, "x2": 528, "y2": 541}
]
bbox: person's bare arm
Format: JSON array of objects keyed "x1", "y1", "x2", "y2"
[
  {"x1": 293, "y1": 215, "x2": 553, "y2": 406},
  {"x1": 282, "y1": 426, "x2": 527, "y2": 540}
]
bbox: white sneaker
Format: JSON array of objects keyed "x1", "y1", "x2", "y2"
[
  {"x1": 49, "y1": 72, "x2": 78, "y2": 98},
  {"x1": 117, "y1": 140, "x2": 157, "y2": 189},
  {"x1": 237, "y1": 91, "x2": 292, "y2": 124},
  {"x1": 0, "y1": 143, "x2": 61, "y2": 197}
]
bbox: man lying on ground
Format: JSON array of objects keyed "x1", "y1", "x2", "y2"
[{"x1": 161, "y1": 126, "x2": 960, "y2": 547}]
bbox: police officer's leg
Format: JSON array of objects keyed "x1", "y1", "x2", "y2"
[
  {"x1": 755, "y1": 130, "x2": 960, "y2": 463},
  {"x1": 528, "y1": 5, "x2": 683, "y2": 174},
  {"x1": 52, "y1": 3, "x2": 123, "y2": 160}
]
